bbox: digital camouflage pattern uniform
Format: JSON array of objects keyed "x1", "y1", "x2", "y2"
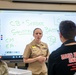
[{"x1": 0, "y1": 61, "x2": 8, "y2": 75}]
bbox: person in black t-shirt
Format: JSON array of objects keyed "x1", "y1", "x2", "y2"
[{"x1": 48, "y1": 20, "x2": 76, "y2": 75}]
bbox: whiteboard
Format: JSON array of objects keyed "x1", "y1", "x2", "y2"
[{"x1": 0, "y1": 9, "x2": 76, "y2": 60}]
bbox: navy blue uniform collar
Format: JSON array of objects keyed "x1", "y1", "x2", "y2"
[{"x1": 62, "y1": 39, "x2": 76, "y2": 46}]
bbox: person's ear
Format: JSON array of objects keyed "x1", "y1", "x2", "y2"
[
  {"x1": 60, "y1": 32, "x2": 62, "y2": 38},
  {"x1": 33, "y1": 34, "x2": 34, "y2": 37},
  {"x1": 59, "y1": 33, "x2": 63, "y2": 42},
  {"x1": 42, "y1": 33, "x2": 43, "y2": 36}
]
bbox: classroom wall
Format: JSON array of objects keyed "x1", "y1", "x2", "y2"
[
  {"x1": 0, "y1": 0, "x2": 76, "y2": 11},
  {"x1": 0, "y1": 0, "x2": 76, "y2": 68}
]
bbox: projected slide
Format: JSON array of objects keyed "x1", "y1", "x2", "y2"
[{"x1": 0, "y1": 10, "x2": 76, "y2": 57}]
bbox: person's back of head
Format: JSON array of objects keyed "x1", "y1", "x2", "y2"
[{"x1": 59, "y1": 20, "x2": 76, "y2": 40}]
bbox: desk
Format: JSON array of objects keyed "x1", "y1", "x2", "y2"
[{"x1": 8, "y1": 67, "x2": 32, "y2": 75}]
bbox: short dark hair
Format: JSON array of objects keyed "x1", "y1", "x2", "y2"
[{"x1": 59, "y1": 20, "x2": 76, "y2": 39}]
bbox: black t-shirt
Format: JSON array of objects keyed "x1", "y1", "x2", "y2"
[{"x1": 48, "y1": 39, "x2": 76, "y2": 75}]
